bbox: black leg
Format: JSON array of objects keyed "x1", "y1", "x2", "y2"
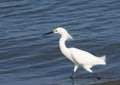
[
  {"x1": 71, "y1": 72, "x2": 75, "y2": 79},
  {"x1": 93, "y1": 73, "x2": 101, "y2": 80},
  {"x1": 71, "y1": 65, "x2": 78, "y2": 79}
]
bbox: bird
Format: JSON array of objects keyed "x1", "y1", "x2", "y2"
[{"x1": 43, "y1": 27, "x2": 106, "y2": 79}]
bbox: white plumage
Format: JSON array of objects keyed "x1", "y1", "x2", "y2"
[
  {"x1": 69, "y1": 48, "x2": 106, "y2": 73},
  {"x1": 44, "y1": 27, "x2": 106, "y2": 79}
]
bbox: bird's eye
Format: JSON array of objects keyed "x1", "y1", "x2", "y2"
[{"x1": 53, "y1": 29, "x2": 57, "y2": 33}]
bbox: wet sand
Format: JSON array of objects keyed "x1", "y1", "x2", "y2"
[{"x1": 92, "y1": 80, "x2": 120, "y2": 85}]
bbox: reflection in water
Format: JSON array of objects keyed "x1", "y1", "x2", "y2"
[
  {"x1": 71, "y1": 73, "x2": 120, "y2": 85},
  {"x1": 72, "y1": 78, "x2": 76, "y2": 85}
]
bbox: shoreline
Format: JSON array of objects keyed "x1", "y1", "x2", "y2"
[{"x1": 92, "y1": 80, "x2": 120, "y2": 85}]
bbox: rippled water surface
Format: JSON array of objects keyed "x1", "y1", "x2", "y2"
[{"x1": 0, "y1": 0, "x2": 120, "y2": 85}]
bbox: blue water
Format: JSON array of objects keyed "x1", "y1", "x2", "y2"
[{"x1": 0, "y1": 0, "x2": 120, "y2": 85}]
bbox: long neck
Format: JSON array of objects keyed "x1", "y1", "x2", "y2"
[{"x1": 59, "y1": 35, "x2": 70, "y2": 58}]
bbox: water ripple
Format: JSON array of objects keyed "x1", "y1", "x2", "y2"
[{"x1": 0, "y1": 0, "x2": 120, "y2": 85}]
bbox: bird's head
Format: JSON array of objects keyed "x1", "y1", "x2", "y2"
[{"x1": 43, "y1": 27, "x2": 73, "y2": 40}]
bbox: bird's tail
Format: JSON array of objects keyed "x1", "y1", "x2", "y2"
[{"x1": 99, "y1": 55, "x2": 106, "y2": 65}]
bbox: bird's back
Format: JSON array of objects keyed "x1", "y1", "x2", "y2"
[{"x1": 69, "y1": 47, "x2": 106, "y2": 66}]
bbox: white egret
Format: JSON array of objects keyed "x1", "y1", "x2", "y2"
[{"x1": 43, "y1": 27, "x2": 106, "y2": 79}]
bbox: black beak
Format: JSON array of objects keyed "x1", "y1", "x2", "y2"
[{"x1": 42, "y1": 31, "x2": 53, "y2": 36}]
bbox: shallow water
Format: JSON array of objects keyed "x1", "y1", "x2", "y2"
[{"x1": 0, "y1": 0, "x2": 120, "y2": 85}]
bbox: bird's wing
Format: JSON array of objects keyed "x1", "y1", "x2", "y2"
[{"x1": 69, "y1": 47, "x2": 100, "y2": 66}]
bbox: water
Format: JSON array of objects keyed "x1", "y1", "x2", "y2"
[{"x1": 0, "y1": 0, "x2": 120, "y2": 85}]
